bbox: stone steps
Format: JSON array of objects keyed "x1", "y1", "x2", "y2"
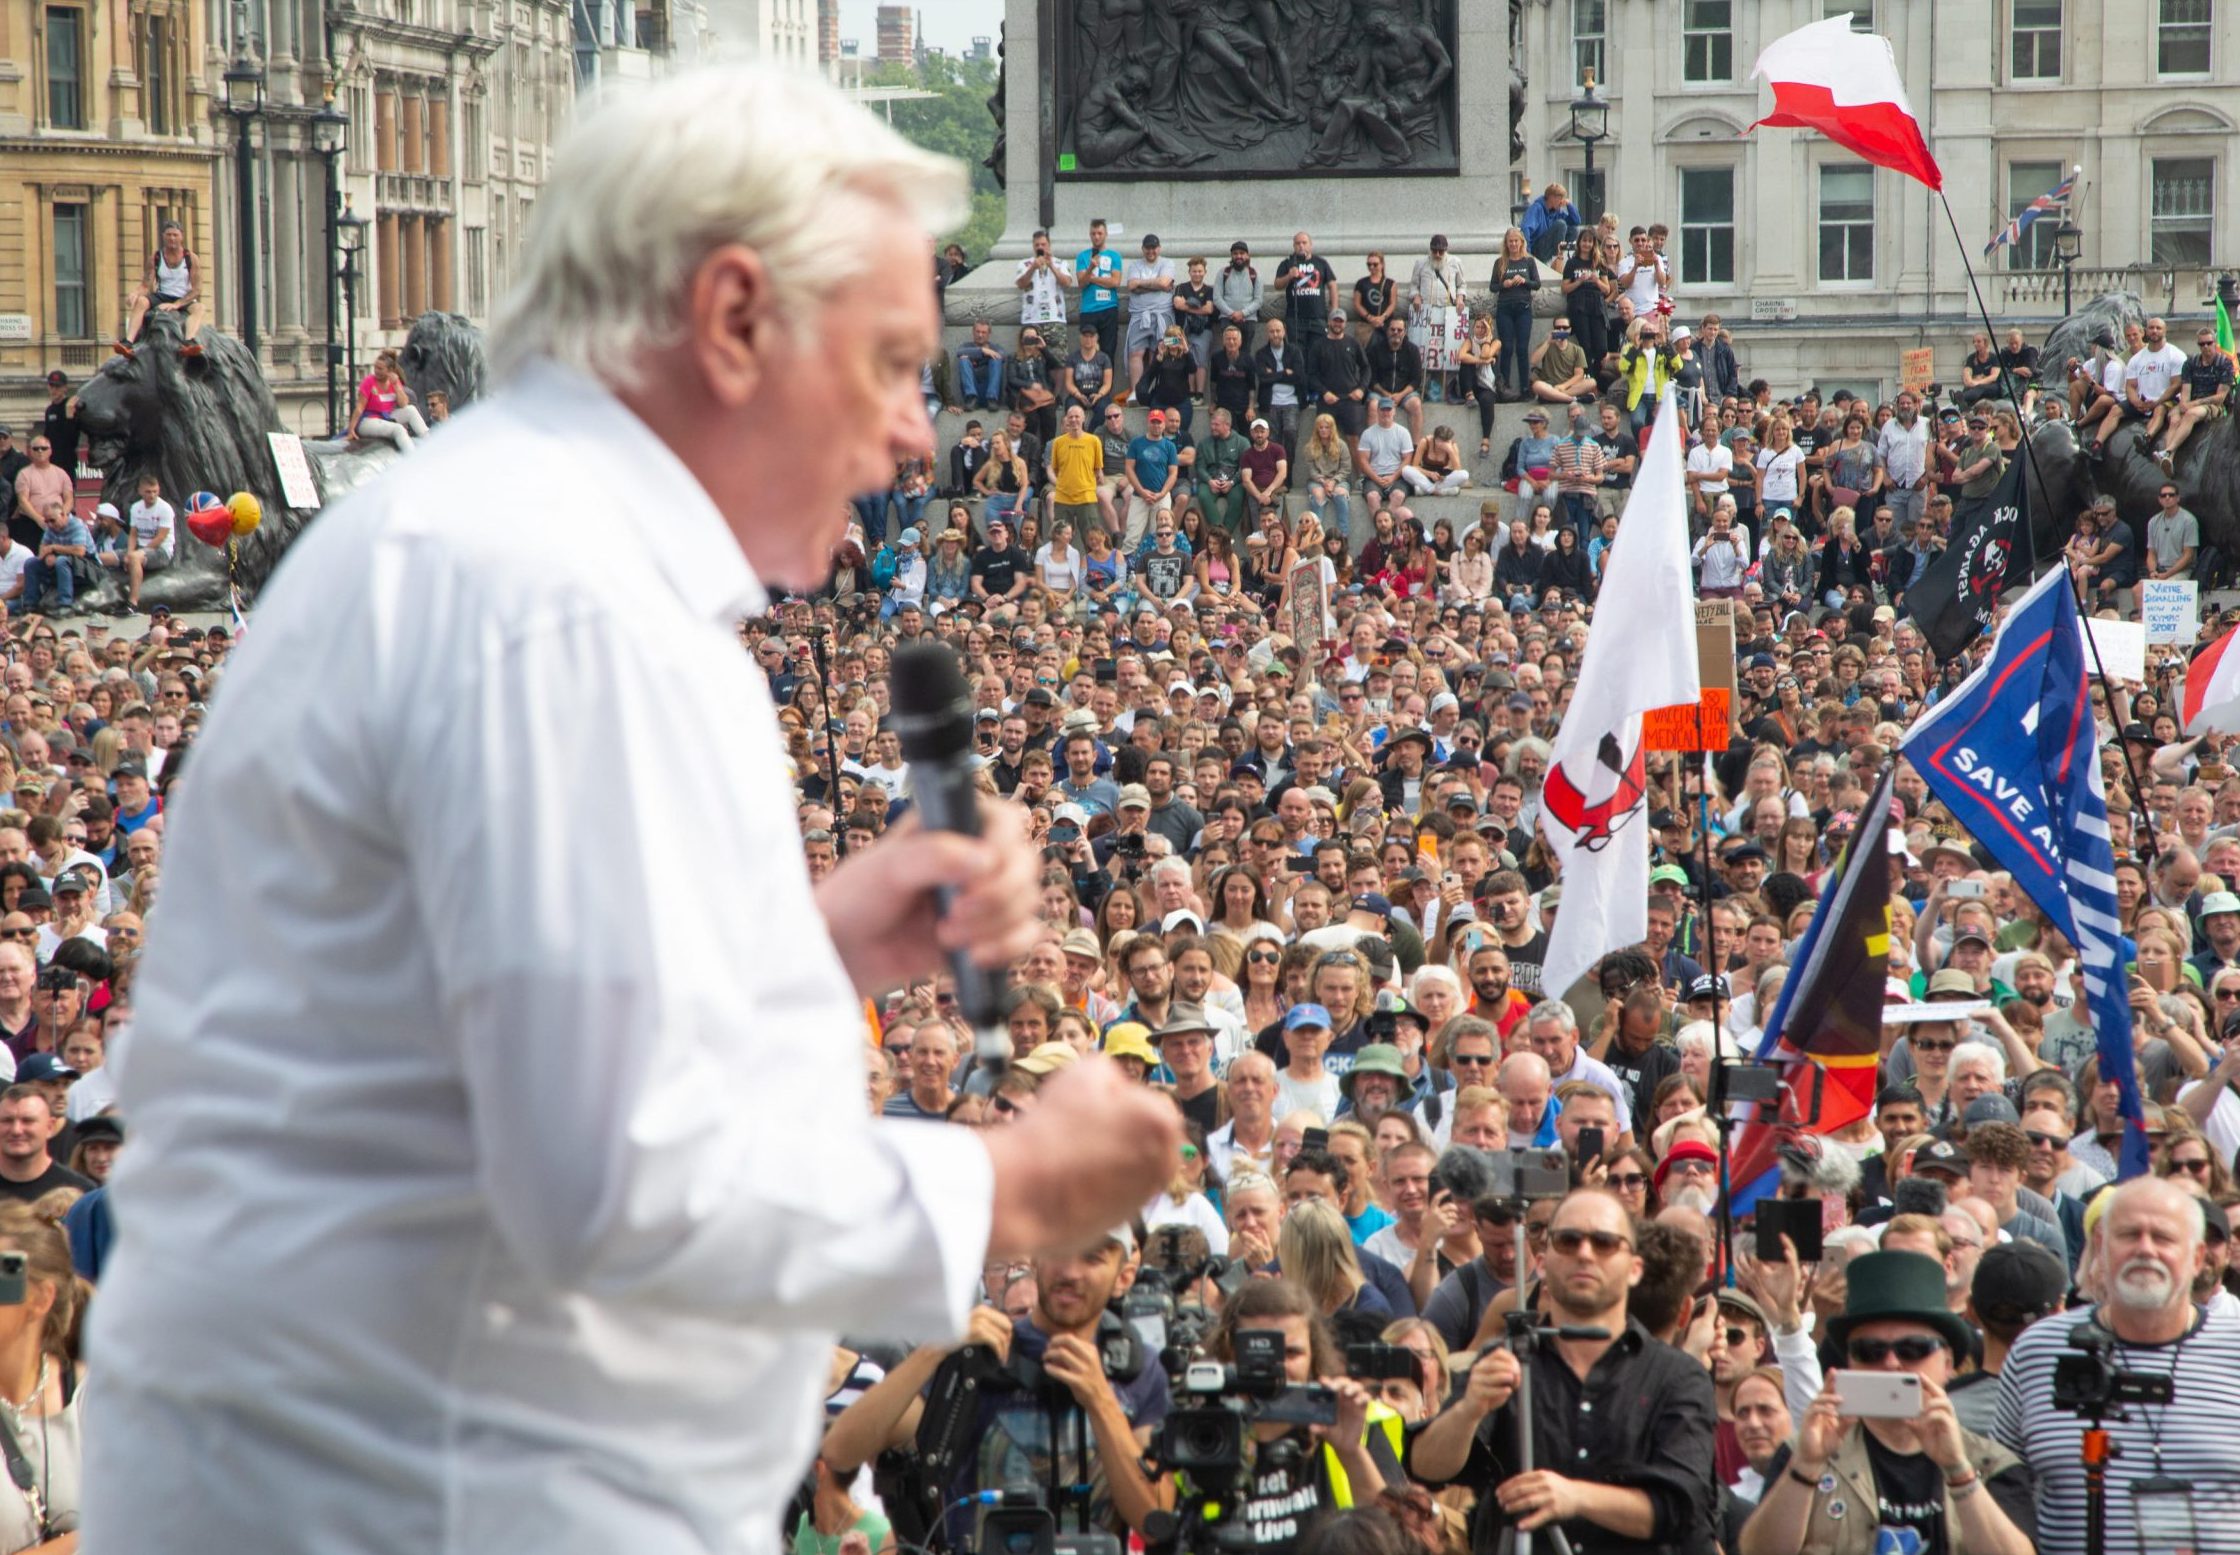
[{"x1": 924, "y1": 396, "x2": 1587, "y2": 555}]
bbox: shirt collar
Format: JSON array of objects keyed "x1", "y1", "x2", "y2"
[{"x1": 515, "y1": 361, "x2": 768, "y2": 625}]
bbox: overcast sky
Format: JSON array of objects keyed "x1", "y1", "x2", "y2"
[{"x1": 837, "y1": 0, "x2": 1003, "y2": 54}]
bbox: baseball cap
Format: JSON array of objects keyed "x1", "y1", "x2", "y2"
[
  {"x1": 1284, "y1": 1002, "x2": 1334, "y2": 1032},
  {"x1": 1051, "y1": 802, "x2": 1090, "y2": 829},
  {"x1": 899, "y1": 526, "x2": 921, "y2": 546},
  {"x1": 15, "y1": 1054, "x2": 74, "y2": 1084},
  {"x1": 94, "y1": 502, "x2": 120, "y2": 522},
  {"x1": 1523, "y1": 408, "x2": 1549, "y2": 423},
  {"x1": 1116, "y1": 783, "x2": 1152, "y2": 812},
  {"x1": 1349, "y1": 892, "x2": 1393, "y2": 918},
  {"x1": 1963, "y1": 1094, "x2": 2020, "y2": 1129},
  {"x1": 1970, "y1": 1240, "x2": 2067, "y2": 1322},
  {"x1": 1686, "y1": 974, "x2": 1730, "y2": 1003},
  {"x1": 1161, "y1": 909, "x2": 1205, "y2": 933},
  {"x1": 50, "y1": 871, "x2": 91, "y2": 897},
  {"x1": 1913, "y1": 1140, "x2": 1967, "y2": 1178},
  {"x1": 1650, "y1": 864, "x2": 1691, "y2": 887}
]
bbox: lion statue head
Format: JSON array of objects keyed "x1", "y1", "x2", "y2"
[
  {"x1": 399, "y1": 311, "x2": 487, "y2": 413},
  {"x1": 70, "y1": 311, "x2": 307, "y2": 606}
]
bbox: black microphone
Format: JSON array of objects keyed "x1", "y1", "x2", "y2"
[
  {"x1": 1892, "y1": 1176, "x2": 1948, "y2": 1219},
  {"x1": 889, "y1": 642, "x2": 1009, "y2": 1074}
]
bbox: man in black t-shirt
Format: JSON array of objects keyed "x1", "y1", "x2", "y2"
[
  {"x1": 969, "y1": 518, "x2": 1031, "y2": 610},
  {"x1": 2162, "y1": 324, "x2": 2236, "y2": 465},
  {"x1": 0, "y1": 1083, "x2": 91, "y2": 1202},
  {"x1": 1275, "y1": 232, "x2": 1337, "y2": 331}
]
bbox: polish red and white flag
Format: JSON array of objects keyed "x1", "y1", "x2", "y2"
[
  {"x1": 1748, "y1": 15, "x2": 1943, "y2": 191},
  {"x1": 2184, "y1": 626, "x2": 2240, "y2": 736}
]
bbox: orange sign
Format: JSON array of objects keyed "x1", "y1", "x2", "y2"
[
  {"x1": 1644, "y1": 688, "x2": 1733, "y2": 752},
  {"x1": 1900, "y1": 347, "x2": 1936, "y2": 395}
]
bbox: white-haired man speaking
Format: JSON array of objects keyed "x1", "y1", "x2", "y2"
[{"x1": 83, "y1": 67, "x2": 1179, "y2": 1554}]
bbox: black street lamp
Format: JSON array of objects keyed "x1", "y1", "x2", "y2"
[
  {"x1": 312, "y1": 88, "x2": 350, "y2": 435},
  {"x1": 2219, "y1": 272, "x2": 2239, "y2": 327},
  {"x1": 338, "y1": 201, "x2": 368, "y2": 417},
  {"x1": 1570, "y1": 71, "x2": 1610, "y2": 227},
  {"x1": 222, "y1": 19, "x2": 267, "y2": 358},
  {"x1": 2053, "y1": 218, "x2": 2082, "y2": 318}
]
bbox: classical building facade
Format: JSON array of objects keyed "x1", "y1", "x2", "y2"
[
  {"x1": 704, "y1": 0, "x2": 809, "y2": 62},
  {"x1": 0, "y1": 0, "x2": 216, "y2": 389},
  {"x1": 1514, "y1": 0, "x2": 2237, "y2": 395}
]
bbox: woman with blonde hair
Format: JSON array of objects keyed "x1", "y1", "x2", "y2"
[
  {"x1": 1491, "y1": 226, "x2": 1539, "y2": 399},
  {"x1": 1301, "y1": 415, "x2": 1354, "y2": 536},
  {"x1": 1277, "y1": 1198, "x2": 1390, "y2": 1318},
  {"x1": 0, "y1": 1201, "x2": 84, "y2": 1549}
]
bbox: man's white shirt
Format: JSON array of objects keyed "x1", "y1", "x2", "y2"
[{"x1": 85, "y1": 363, "x2": 994, "y2": 1555}]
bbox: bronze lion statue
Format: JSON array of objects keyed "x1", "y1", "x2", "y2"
[{"x1": 71, "y1": 308, "x2": 486, "y2": 608}]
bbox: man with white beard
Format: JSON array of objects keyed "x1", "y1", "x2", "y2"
[
  {"x1": 1655, "y1": 1138, "x2": 1721, "y2": 1214},
  {"x1": 1995, "y1": 1178, "x2": 2240, "y2": 1554}
]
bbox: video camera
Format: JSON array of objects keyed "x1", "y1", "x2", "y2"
[
  {"x1": 1121, "y1": 1230, "x2": 1244, "y2": 1384},
  {"x1": 1151, "y1": 1328, "x2": 1336, "y2": 1493},
  {"x1": 2052, "y1": 1319, "x2": 2174, "y2": 1420}
]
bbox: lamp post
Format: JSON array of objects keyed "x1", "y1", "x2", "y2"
[
  {"x1": 1569, "y1": 71, "x2": 1610, "y2": 227},
  {"x1": 338, "y1": 202, "x2": 368, "y2": 421},
  {"x1": 2053, "y1": 218, "x2": 2082, "y2": 318},
  {"x1": 221, "y1": 20, "x2": 267, "y2": 359},
  {"x1": 312, "y1": 90, "x2": 350, "y2": 435}
]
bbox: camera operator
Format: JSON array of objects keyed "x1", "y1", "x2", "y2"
[
  {"x1": 1409, "y1": 1187, "x2": 1718, "y2": 1555},
  {"x1": 1996, "y1": 1177, "x2": 2240, "y2": 1555},
  {"x1": 1738, "y1": 1250, "x2": 2035, "y2": 1555},
  {"x1": 1199, "y1": 1278, "x2": 1403, "y2": 1547},
  {"x1": 823, "y1": 1227, "x2": 1172, "y2": 1541}
]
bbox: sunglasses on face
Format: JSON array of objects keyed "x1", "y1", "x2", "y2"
[
  {"x1": 2171, "y1": 1156, "x2": 2212, "y2": 1174},
  {"x1": 1914, "y1": 1038, "x2": 1957, "y2": 1053},
  {"x1": 1449, "y1": 1052, "x2": 1495, "y2": 1068},
  {"x1": 1247, "y1": 949, "x2": 1281, "y2": 964},
  {"x1": 1846, "y1": 1335, "x2": 1944, "y2": 1366},
  {"x1": 1549, "y1": 1227, "x2": 1631, "y2": 1257},
  {"x1": 1723, "y1": 1326, "x2": 1755, "y2": 1351},
  {"x1": 2025, "y1": 1130, "x2": 2065, "y2": 1149},
  {"x1": 1608, "y1": 1171, "x2": 1648, "y2": 1189}
]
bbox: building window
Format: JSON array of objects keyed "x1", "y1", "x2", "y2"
[
  {"x1": 1818, "y1": 165, "x2": 1875, "y2": 282},
  {"x1": 1572, "y1": 0, "x2": 1604, "y2": 86},
  {"x1": 463, "y1": 97, "x2": 486, "y2": 181},
  {"x1": 2012, "y1": 0, "x2": 2061, "y2": 79},
  {"x1": 45, "y1": 7, "x2": 85, "y2": 129},
  {"x1": 2151, "y1": 157, "x2": 2215, "y2": 265},
  {"x1": 1824, "y1": 0, "x2": 1872, "y2": 29},
  {"x1": 1682, "y1": 0, "x2": 1732, "y2": 83},
  {"x1": 2004, "y1": 162, "x2": 2068, "y2": 269},
  {"x1": 1678, "y1": 167, "x2": 1736, "y2": 286},
  {"x1": 2158, "y1": 0, "x2": 2212, "y2": 74},
  {"x1": 465, "y1": 226, "x2": 487, "y2": 316},
  {"x1": 139, "y1": 11, "x2": 174, "y2": 133},
  {"x1": 53, "y1": 203, "x2": 90, "y2": 337}
]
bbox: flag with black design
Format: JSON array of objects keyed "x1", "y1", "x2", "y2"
[{"x1": 1905, "y1": 452, "x2": 2034, "y2": 662}]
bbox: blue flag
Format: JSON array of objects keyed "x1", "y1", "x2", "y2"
[{"x1": 1899, "y1": 567, "x2": 2150, "y2": 1177}]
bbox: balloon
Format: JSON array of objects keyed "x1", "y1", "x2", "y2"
[
  {"x1": 186, "y1": 504, "x2": 234, "y2": 548},
  {"x1": 227, "y1": 491, "x2": 263, "y2": 536},
  {"x1": 185, "y1": 491, "x2": 226, "y2": 518}
]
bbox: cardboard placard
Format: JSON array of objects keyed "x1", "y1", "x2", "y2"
[
  {"x1": 268, "y1": 432, "x2": 321, "y2": 511},
  {"x1": 1900, "y1": 347, "x2": 1937, "y2": 395},
  {"x1": 1644, "y1": 687, "x2": 1732, "y2": 751},
  {"x1": 1287, "y1": 557, "x2": 1328, "y2": 649},
  {"x1": 2142, "y1": 579, "x2": 2200, "y2": 644},
  {"x1": 1695, "y1": 599, "x2": 1737, "y2": 695},
  {"x1": 2080, "y1": 617, "x2": 2146, "y2": 682}
]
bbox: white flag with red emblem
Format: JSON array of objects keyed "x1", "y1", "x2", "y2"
[{"x1": 1539, "y1": 391, "x2": 1701, "y2": 997}]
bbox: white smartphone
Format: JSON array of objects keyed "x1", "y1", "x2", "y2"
[
  {"x1": 1946, "y1": 879, "x2": 1985, "y2": 899},
  {"x1": 1834, "y1": 1370, "x2": 1923, "y2": 1420}
]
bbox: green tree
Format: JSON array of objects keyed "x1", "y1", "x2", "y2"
[{"x1": 870, "y1": 57, "x2": 1004, "y2": 261}]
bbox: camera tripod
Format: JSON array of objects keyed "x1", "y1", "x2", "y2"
[{"x1": 1485, "y1": 1199, "x2": 1609, "y2": 1555}]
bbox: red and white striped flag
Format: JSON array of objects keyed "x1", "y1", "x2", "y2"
[
  {"x1": 1747, "y1": 15, "x2": 1943, "y2": 192},
  {"x1": 2184, "y1": 626, "x2": 2240, "y2": 735}
]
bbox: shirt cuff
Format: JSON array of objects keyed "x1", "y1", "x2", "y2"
[{"x1": 869, "y1": 1118, "x2": 996, "y2": 1345}]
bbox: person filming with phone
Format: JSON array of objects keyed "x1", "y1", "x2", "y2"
[{"x1": 1739, "y1": 1250, "x2": 2035, "y2": 1555}]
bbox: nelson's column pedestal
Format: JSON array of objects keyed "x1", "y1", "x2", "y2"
[{"x1": 944, "y1": 0, "x2": 1512, "y2": 324}]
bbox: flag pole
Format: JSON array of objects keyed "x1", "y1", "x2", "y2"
[
  {"x1": 1932, "y1": 189, "x2": 2160, "y2": 851},
  {"x1": 1695, "y1": 753, "x2": 1736, "y2": 1285}
]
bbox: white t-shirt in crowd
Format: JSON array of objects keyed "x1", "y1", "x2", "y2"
[
  {"x1": 1359, "y1": 422, "x2": 1414, "y2": 480},
  {"x1": 1034, "y1": 543, "x2": 1082, "y2": 591},
  {"x1": 0, "y1": 543, "x2": 30, "y2": 601},
  {"x1": 129, "y1": 498, "x2": 177, "y2": 557},
  {"x1": 2125, "y1": 343, "x2": 2189, "y2": 405},
  {"x1": 1686, "y1": 441, "x2": 1733, "y2": 494}
]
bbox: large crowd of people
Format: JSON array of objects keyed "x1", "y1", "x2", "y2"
[
  {"x1": 0, "y1": 171, "x2": 2233, "y2": 1555},
  {"x1": 784, "y1": 209, "x2": 2240, "y2": 1555}
]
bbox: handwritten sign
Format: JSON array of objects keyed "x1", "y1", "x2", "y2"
[
  {"x1": 2080, "y1": 617, "x2": 2146, "y2": 682},
  {"x1": 268, "y1": 433, "x2": 320, "y2": 510},
  {"x1": 2142, "y1": 579, "x2": 2200, "y2": 644},
  {"x1": 1645, "y1": 687, "x2": 1732, "y2": 752},
  {"x1": 1695, "y1": 600, "x2": 1737, "y2": 695},
  {"x1": 1900, "y1": 347, "x2": 1936, "y2": 395},
  {"x1": 1287, "y1": 557, "x2": 1328, "y2": 650}
]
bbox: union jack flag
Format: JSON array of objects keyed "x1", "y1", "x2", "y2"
[{"x1": 1984, "y1": 169, "x2": 2078, "y2": 258}]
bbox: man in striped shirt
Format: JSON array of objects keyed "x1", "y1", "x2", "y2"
[{"x1": 1995, "y1": 1178, "x2": 2240, "y2": 1554}]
